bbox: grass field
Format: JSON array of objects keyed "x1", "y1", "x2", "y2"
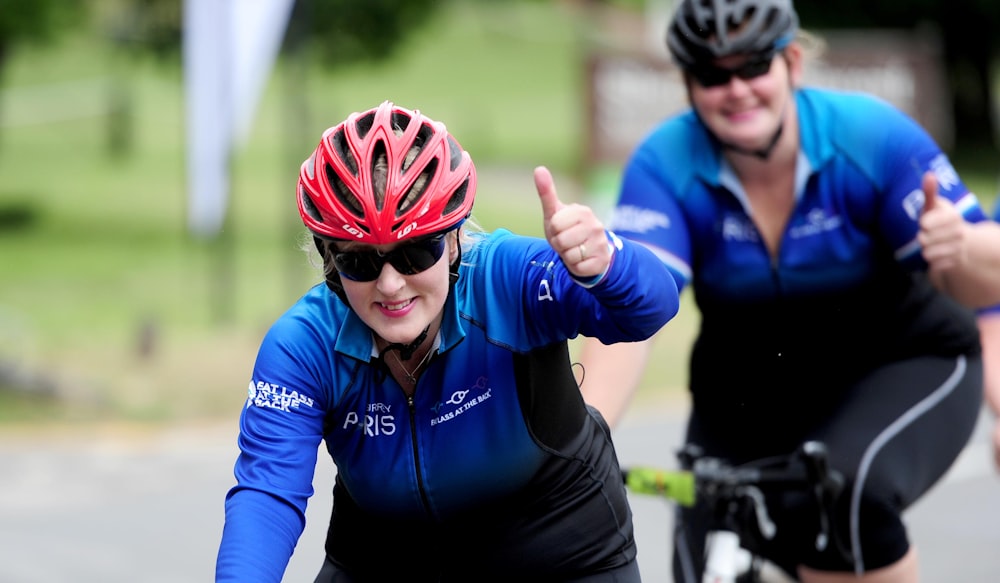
[{"x1": 0, "y1": 1, "x2": 995, "y2": 425}]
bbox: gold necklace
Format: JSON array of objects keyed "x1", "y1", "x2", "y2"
[{"x1": 392, "y1": 348, "x2": 434, "y2": 385}]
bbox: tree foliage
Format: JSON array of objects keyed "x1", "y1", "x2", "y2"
[
  {"x1": 0, "y1": 0, "x2": 81, "y2": 47},
  {"x1": 0, "y1": 0, "x2": 86, "y2": 151},
  {"x1": 100, "y1": 0, "x2": 182, "y2": 59},
  {"x1": 289, "y1": 0, "x2": 442, "y2": 66},
  {"x1": 795, "y1": 1, "x2": 1000, "y2": 154},
  {"x1": 97, "y1": 0, "x2": 445, "y2": 67},
  {"x1": 0, "y1": 0, "x2": 82, "y2": 67}
]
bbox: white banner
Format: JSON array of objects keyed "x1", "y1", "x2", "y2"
[{"x1": 183, "y1": 0, "x2": 295, "y2": 238}]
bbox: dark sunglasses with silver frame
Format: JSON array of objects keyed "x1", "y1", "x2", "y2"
[
  {"x1": 688, "y1": 50, "x2": 778, "y2": 88},
  {"x1": 331, "y1": 233, "x2": 448, "y2": 282}
]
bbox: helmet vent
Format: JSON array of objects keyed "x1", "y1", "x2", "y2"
[
  {"x1": 331, "y1": 128, "x2": 357, "y2": 176},
  {"x1": 325, "y1": 163, "x2": 365, "y2": 218},
  {"x1": 728, "y1": 6, "x2": 756, "y2": 34},
  {"x1": 355, "y1": 112, "x2": 375, "y2": 140},
  {"x1": 371, "y1": 140, "x2": 388, "y2": 211},
  {"x1": 447, "y1": 137, "x2": 463, "y2": 171},
  {"x1": 304, "y1": 154, "x2": 317, "y2": 180},
  {"x1": 401, "y1": 123, "x2": 434, "y2": 173},
  {"x1": 442, "y1": 179, "x2": 470, "y2": 216},
  {"x1": 391, "y1": 110, "x2": 413, "y2": 135},
  {"x1": 398, "y1": 158, "x2": 436, "y2": 217},
  {"x1": 300, "y1": 186, "x2": 324, "y2": 222}
]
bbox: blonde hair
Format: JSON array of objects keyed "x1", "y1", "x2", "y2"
[{"x1": 795, "y1": 29, "x2": 827, "y2": 61}]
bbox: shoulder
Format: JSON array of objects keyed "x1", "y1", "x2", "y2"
[
  {"x1": 462, "y1": 229, "x2": 548, "y2": 265},
  {"x1": 263, "y1": 284, "x2": 348, "y2": 350},
  {"x1": 626, "y1": 109, "x2": 718, "y2": 198},
  {"x1": 797, "y1": 87, "x2": 936, "y2": 183},
  {"x1": 798, "y1": 87, "x2": 927, "y2": 147},
  {"x1": 633, "y1": 109, "x2": 713, "y2": 165},
  {"x1": 457, "y1": 230, "x2": 553, "y2": 312}
]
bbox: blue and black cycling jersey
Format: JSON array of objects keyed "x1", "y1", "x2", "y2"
[
  {"x1": 608, "y1": 87, "x2": 983, "y2": 412},
  {"x1": 216, "y1": 229, "x2": 679, "y2": 582}
]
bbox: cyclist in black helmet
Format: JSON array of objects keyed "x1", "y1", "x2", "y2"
[{"x1": 578, "y1": 0, "x2": 1000, "y2": 581}]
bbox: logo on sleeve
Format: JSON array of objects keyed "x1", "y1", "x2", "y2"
[
  {"x1": 247, "y1": 380, "x2": 315, "y2": 412},
  {"x1": 531, "y1": 259, "x2": 557, "y2": 302},
  {"x1": 609, "y1": 205, "x2": 670, "y2": 234},
  {"x1": 902, "y1": 189, "x2": 924, "y2": 221},
  {"x1": 929, "y1": 154, "x2": 959, "y2": 192}
]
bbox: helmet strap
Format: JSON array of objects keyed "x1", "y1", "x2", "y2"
[
  {"x1": 449, "y1": 242, "x2": 462, "y2": 285},
  {"x1": 380, "y1": 325, "x2": 431, "y2": 361},
  {"x1": 380, "y1": 235, "x2": 459, "y2": 364},
  {"x1": 719, "y1": 122, "x2": 784, "y2": 160},
  {"x1": 718, "y1": 73, "x2": 794, "y2": 160}
]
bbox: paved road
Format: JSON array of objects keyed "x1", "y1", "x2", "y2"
[{"x1": 0, "y1": 403, "x2": 996, "y2": 582}]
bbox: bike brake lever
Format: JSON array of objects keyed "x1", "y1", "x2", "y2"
[
  {"x1": 798, "y1": 441, "x2": 844, "y2": 552},
  {"x1": 677, "y1": 443, "x2": 704, "y2": 469},
  {"x1": 741, "y1": 485, "x2": 777, "y2": 540}
]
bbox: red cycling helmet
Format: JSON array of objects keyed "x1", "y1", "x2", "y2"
[{"x1": 298, "y1": 101, "x2": 477, "y2": 244}]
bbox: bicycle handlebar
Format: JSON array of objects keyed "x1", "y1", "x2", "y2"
[
  {"x1": 622, "y1": 465, "x2": 697, "y2": 506},
  {"x1": 622, "y1": 441, "x2": 850, "y2": 559},
  {"x1": 622, "y1": 441, "x2": 840, "y2": 503}
]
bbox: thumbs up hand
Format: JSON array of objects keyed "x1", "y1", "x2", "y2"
[
  {"x1": 918, "y1": 170, "x2": 968, "y2": 272},
  {"x1": 535, "y1": 166, "x2": 611, "y2": 278}
]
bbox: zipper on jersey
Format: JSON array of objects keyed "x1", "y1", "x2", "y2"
[{"x1": 406, "y1": 393, "x2": 435, "y2": 516}]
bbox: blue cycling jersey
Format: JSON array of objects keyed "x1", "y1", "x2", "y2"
[
  {"x1": 608, "y1": 87, "x2": 982, "y2": 405},
  {"x1": 216, "y1": 229, "x2": 678, "y2": 582}
]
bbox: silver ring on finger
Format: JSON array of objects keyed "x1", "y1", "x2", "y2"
[{"x1": 577, "y1": 243, "x2": 587, "y2": 262}]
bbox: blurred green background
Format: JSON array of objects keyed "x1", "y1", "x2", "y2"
[{"x1": 0, "y1": 0, "x2": 996, "y2": 426}]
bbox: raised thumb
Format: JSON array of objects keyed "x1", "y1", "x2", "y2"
[{"x1": 922, "y1": 170, "x2": 938, "y2": 213}]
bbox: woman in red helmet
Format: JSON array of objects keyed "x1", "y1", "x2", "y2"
[{"x1": 214, "y1": 102, "x2": 680, "y2": 583}]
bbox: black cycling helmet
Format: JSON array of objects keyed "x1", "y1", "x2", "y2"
[{"x1": 667, "y1": 0, "x2": 799, "y2": 68}]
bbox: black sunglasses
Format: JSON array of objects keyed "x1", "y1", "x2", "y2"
[
  {"x1": 689, "y1": 53, "x2": 776, "y2": 88},
  {"x1": 332, "y1": 234, "x2": 448, "y2": 282}
]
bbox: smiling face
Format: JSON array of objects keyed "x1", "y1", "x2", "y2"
[
  {"x1": 338, "y1": 231, "x2": 460, "y2": 347},
  {"x1": 687, "y1": 44, "x2": 803, "y2": 154}
]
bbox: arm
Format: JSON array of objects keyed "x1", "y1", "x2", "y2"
[
  {"x1": 533, "y1": 166, "x2": 680, "y2": 343},
  {"x1": 578, "y1": 336, "x2": 657, "y2": 428},
  {"x1": 216, "y1": 318, "x2": 328, "y2": 583},
  {"x1": 977, "y1": 312, "x2": 1000, "y2": 471}
]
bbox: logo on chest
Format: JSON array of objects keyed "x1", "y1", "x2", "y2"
[
  {"x1": 720, "y1": 215, "x2": 759, "y2": 243},
  {"x1": 342, "y1": 402, "x2": 396, "y2": 436},
  {"x1": 430, "y1": 376, "x2": 493, "y2": 426},
  {"x1": 789, "y1": 208, "x2": 843, "y2": 239}
]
